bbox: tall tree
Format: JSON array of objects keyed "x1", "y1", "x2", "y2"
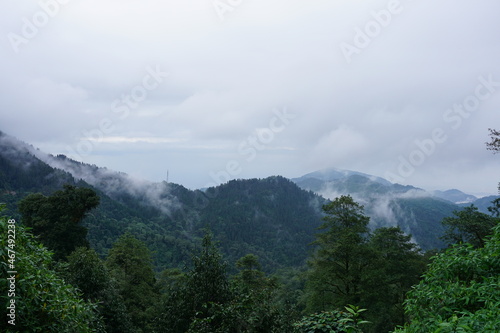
[
  {"x1": 235, "y1": 253, "x2": 265, "y2": 287},
  {"x1": 441, "y1": 205, "x2": 498, "y2": 248},
  {"x1": 155, "y1": 231, "x2": 231, "y2": 333},
  {"x1": 106, "y1": 233, "x2": 158, "y2": 332},
  {"x1": 62, "y1": 247, "x2": 133, "y2": 333},
  {"x1": 305, "y1": 195, "x2": 370, "y2": 312},
  {"x1": 18, "y1": 185, "x2": 99, "y2": 260},
  {"x1": 227, "y1": 254, "x2": 296, "y2": 332},
  {"x1": 363, "y1": 227, "x2": 426, "y2": 332}
]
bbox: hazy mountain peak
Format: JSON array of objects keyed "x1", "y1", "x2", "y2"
[
  {"x1": 293, "y1": 167, "x2": 392, "y2": 186},
  {"x1": 432, "y1": 189, "x2": 478, "y2": 204}
]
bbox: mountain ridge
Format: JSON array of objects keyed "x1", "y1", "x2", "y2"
[{"x1": 1, "y1": 131, "x2": 498, "y2": 271}]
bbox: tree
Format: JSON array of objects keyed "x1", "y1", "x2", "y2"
[
  {"x1": 154, "y1": 231, "x2": 231, "y2": 333},
  {"x1": 488, "y1": 198, "x2": 500, "y2": 218},
  {"x1": 395, "y1": 224, "x2": 500, "y2": 332},
  {"x1": 106, "y1": 233, "x2": 158, "y2": 332},
  {"x1": 221, "y1": 254, "x2": 297, "y2": 332},
  {"x1": 305, "y1": 195, "x2": 371, "y2": 312},
  {"x1": 486, "y1": 128, "x2": 500, "y2": 153},
  {"x1": 363, "y1": 227, "x2": 426, "y2": 332},
  {"x1": 441, "y1": 205, "x2": 498, "y2": 248},
  {"x1": 0, "y1": 206, "x2": 102, "y2": 332},
  {"x1": 486, "y1": 128, "x2": 500, "y2": 193},
  {"x1": 18, "y1": 185, "x2": 99, "y2": 260},
  {"x1": 235, "y1": 253, "x2": 265, "y2": 287},
  {"x1": 61, "y1": 247, "x2": 133, "y2": 333}
]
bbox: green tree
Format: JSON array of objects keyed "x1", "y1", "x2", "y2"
[
  {"x1": 363, "y1": 227, "x2": 426, "y2": 332},
  {"x1": 106, "y1": 233, "x2": 158, "y2": 332},
  {"x1": 18, "y1": 185, "x2": 99, "y2": 260},
  {"x1": 228, "y1": 254, "x2": 297, "y2": 332},
  {"x1": 0, "y1": 206, "x2": 102, "y2": 332},
  {"x1": 441, "y1": 205, "x2": 498, "y2": 248},
  {"x1": 155, "y1": 231, "x2": 231, "y2": 333},
  {"x1": 395, "y1": 224, "x2": 500, "y2": 332},
  {"x1": 488, "y1": 198, "x2": 500, "y2": 218},
  {"x1": 156, "y1": 267, "x2": 186, "y2": 294},
  {"x1": 61, "y1": 247, "x2": 133, "y2": 333},
  {"x1": 235, "y1": 253, "x2": 265, "y2": 286},
  {"x1": 305, "y1": 195, "x2": 371, "y2": 312}
]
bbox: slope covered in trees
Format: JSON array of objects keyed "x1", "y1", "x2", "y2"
[
  {"x1": 0, "y1": 131, "x2": 481, "y2": 270},
  {"x1": 2, "y1": 129, "x2": 500, "y2": 331}
]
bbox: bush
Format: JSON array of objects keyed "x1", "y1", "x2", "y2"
[
  {"x1": 294, "y1": 305, "x2": 368, "y2": 333},
  {"x1": 395, "y1": 224, "x2": 500, "y2": 332}
]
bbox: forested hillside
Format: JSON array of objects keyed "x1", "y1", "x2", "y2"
[
  {"x1": 293, "y1": 169, "x2": 473, "y2": 249},
  {"x1": 2, "y1": 130, "x2": 500, "y2": 332},
  {"x1": 3, "y1": 131, "x2": 497, "y2": 270},
  {"x1": 0, "y1": 132, "x2": 326, "y2": 271}
]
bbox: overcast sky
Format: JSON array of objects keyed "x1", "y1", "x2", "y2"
[{"x1": 1, "y1": 0, "x2": 499, "y2": 195}]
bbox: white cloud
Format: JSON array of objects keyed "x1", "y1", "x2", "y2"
[{"x1": 0, "y1": 0, "x2": 499, "y2": 193}]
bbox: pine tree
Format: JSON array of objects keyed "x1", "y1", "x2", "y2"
[
  {"x1": 155, "y1": 231, "x2": 231, "y2": 333},
  {"x1": 363, "y1": 227, "x2": 426, "y2": 332},
  {"x1": 106, "y1": 233, "x2": 158, "y2": 332},
  {"x1": 305, "y1": 195, "x2": 371, "y2": 312}
]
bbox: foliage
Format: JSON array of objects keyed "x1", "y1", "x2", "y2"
[
  {"x1": 154, "y1": 231, "x2": 231, "y2": 333},
  {"x1": 18, "y1": 184, "x2": 100, "y2": 260},
  {"x1": 341, "y1": 305, "x2": 370, "y2": 332},
  {"x1": 0, "y1": 206, "x2": 102, "y2": 332},
  {"x1": 218, "y1": 254, "x2": 297, "y2": 332},
  {"x1": 155, "y1": 237, "x2": 298, "y2": 332},
  {"x1": 200, "y1": 176, "x2": 326, "y2": 271},
  {"x1": 293, "y1": 305, "x2": 368, "y2": 333},
  {"x1": 305, "y1": 196, "x2": 428, "y2": 332},
  {"x1": 60, "y1": 247, "x2": 133, "y2": 333},
  {"x1": 305, "y1": 195, "x2": 371, "y2": 312},
  {"x1": 106, "y1": 232, "x2": 158, "y2": 332},
  {"x1": 362, "y1": 227, "x2": 426, "y2": 332},
  {"x1": 441, "y1": 205, "x2": 498, "y2": 248},
  {"x1": 395, "y1": 224, "x2": 500, "y2": 332},
  {"x1": 486, "y1": 128, "x2": 500, "y2": 192},
  {"x1": 486, "y1": 128, "x2": 500, "y2": 153},
  {"x1": 489, "y1": 198, "x2": 500, "y2": 217}
]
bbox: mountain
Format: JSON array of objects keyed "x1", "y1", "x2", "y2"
[
  {"x1": 292, "y1": 168, "x2": 465, "y2": 249},
  {"x1": 432, "y1": 189, "x2": 477, "y2": 204},
  {"x1": 293, "y1": 167, "x2": 392, "y2": 190},
  {"x1": 3, "y1": 132, "x2": 495, "y2": 272},
  {"x1": 460, "y1": 195, "x2": 499, "y2": 214},
  {"x1": 0, "y1": 131, "x2": 325, "y2": 271}
]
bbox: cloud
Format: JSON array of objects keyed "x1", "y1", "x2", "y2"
[
  {"x1": 84, "y1": 136, "x2": 185, "y2": 144},
  {"x1": 0, "y1": 0, "x2": 499, "y2": 193},
  {"x1": 308, "y1": 125, "x2": 368, "y2": 170}
]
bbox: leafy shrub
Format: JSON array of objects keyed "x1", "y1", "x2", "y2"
[
  {"x1": 395, "y1": 224, "x2": 500, "y2": 332},
  {"x1": 294, "y1": 305, "x2": 368, "y2": 333},
  {"x1": 0, "y1": 206, "x2": 102, "y2": 332}
]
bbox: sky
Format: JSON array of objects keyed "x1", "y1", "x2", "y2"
[{"x1": 1, "y1": 0, "x2": 499, "y2": 196}]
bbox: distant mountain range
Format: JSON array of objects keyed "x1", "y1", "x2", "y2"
[
  {"x1": 290, "y1": 167, "x2": 493, "y2": 250},
  {"x1": 1, "y1": 131, "x2": 498, "y2": 271},
  {"x1": 292, "y1": 167, "x2": 482, "y2": 205}
]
